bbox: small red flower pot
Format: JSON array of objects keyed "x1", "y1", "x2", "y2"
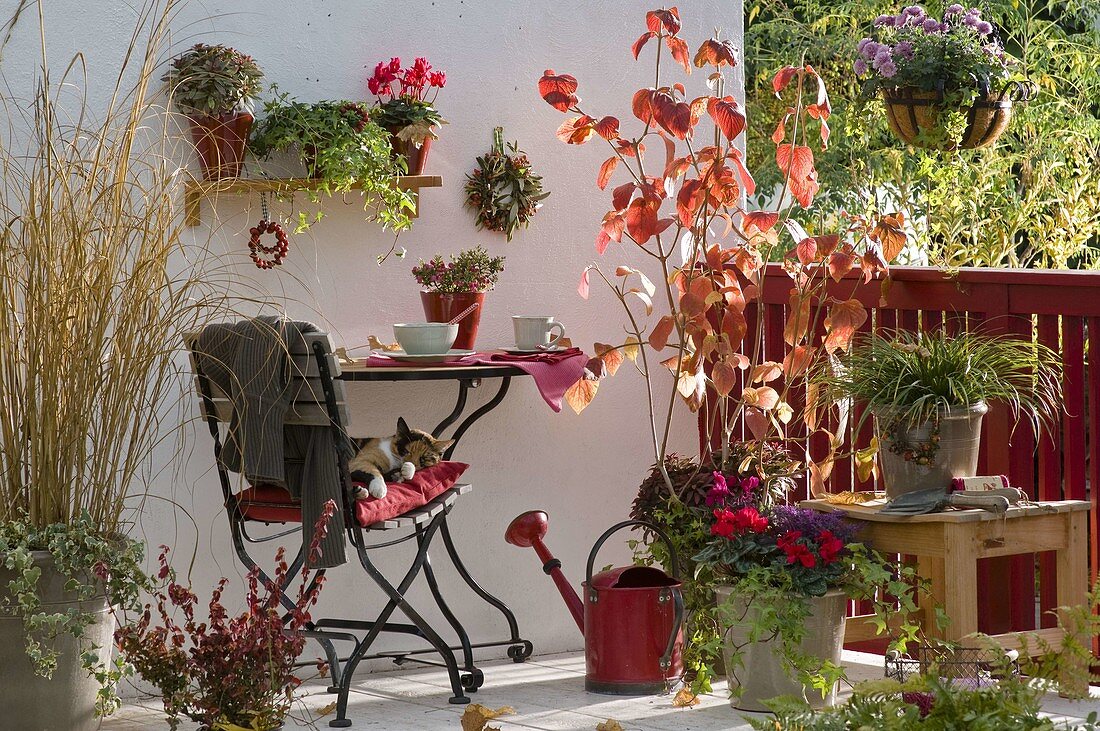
[
  {"x1": 187, "y1": 111, "x2": 253, "y2": 180},
  {"x1": 388, "y1": 130, "x2": 433, "y2": 175},
  {"x1": 420, "y1": 291, "x2": 484, "y2": 350}
]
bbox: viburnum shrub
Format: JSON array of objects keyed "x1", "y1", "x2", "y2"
[
  {"x1": 538, "y1": 6, "x2": 906, "y2": 493},
  {"x1": 114, "y1": 501, "x2": 336, "y2": 731},
  {"x1": 412, "y1": 245, "x2": 506, "y2": 294}
]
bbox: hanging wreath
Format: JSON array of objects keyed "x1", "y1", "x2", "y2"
[
  {"x1": 248, "y1": 193, "x2": 290, "y2": 270},
  {"x1": 464, "y1": 127, "x2": 549, "y2": 241}
]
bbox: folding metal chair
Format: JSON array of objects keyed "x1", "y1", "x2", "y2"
[{"x1": 187, "y1": 328, "x2": 483, "y2": 728}]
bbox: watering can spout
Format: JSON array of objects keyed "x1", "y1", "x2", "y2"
[{"x1": 505, "y1": 510, "x2": 585, "y2": 633}]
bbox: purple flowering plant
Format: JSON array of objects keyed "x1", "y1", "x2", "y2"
[
  {"x1": 855, "y1": 5, "x2": 1013, "y2": 97},
  {"x1": 412, "y1": 245, "x2": 505, "y2": 294}
]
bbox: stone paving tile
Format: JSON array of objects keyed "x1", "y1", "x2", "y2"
[{"x1": 103, "y1": 650, "x2": 1100, "y2": 731}]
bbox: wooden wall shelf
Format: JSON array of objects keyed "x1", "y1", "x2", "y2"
[{"x1": 183, "y1": 174, "x2": 443, "y2": 227}]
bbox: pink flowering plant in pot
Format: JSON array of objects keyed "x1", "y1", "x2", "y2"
[
  {"x1": 692, "y1": 485, "x2": 923, "y2": 707},
  {"x1": 855, "y1": 4, "x2": 1029, "y2": 149},
  {"x1": 414, "y1": 245, "x2": 505, "y2": 349},
  {"x1": 114, "y1": 502, "x2": 336, "y2": 731},
  {"x1": 368, "y1": 57, "x2": 447, "y2": 174}
]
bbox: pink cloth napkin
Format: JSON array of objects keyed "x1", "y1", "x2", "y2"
[{"x1": 363, "y1": 348, "x2": 588, "y2": 412}]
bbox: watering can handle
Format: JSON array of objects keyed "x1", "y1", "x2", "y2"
[
  {"x1": 659, "y1": 586, "x2": 685, "y2": 672},
  {"x1": 585, "y1": 519, "x2": 681, "y2": 586}
]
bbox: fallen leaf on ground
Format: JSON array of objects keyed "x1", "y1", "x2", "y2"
[
  {"x1": 672, "y1": 687, "x2": 700, "y2": 707},
  {"x1": 597, "y1": 720, "x2": 625, "y2": 731},
  {"x1": 461, "y1": 704, "x2": 515, "y2": 731},
  {"x1": 316, "y1": 702, "x2": 337, "y2": 716}
]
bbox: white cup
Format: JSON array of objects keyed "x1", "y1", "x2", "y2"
[
  {"x1": 512, "y1": 316, "x2": 565, "y2": 350},
  {"x1": 393, "y1": 323, "x2": 458, "y2": 355}
]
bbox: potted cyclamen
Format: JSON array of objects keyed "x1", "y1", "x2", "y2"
[
  {"x1": 855, "y1": 4, "x2": 1031, "y2": 150},
  {"x1": 163, "y1": 43, "x2": 264, "y2": 179},
  {"x1": 414, "y1": 246, "x2": 505, "y2": 350},
  {"x1": 367, "y1": 57, "x2": 446, "y2": 174}
]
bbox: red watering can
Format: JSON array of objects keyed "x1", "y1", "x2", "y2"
[{"x1": 505, "y1": 511, "x2": 684, "y2": 694}]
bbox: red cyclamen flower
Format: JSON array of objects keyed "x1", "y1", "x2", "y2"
[
  {"x1": 777, "y1": 530, "x2": 817, "y2": 567},
  {"x1": 816, "y1": 529, "x2": 844, "y2": 564}
]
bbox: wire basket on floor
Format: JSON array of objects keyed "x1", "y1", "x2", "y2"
[{"x1": 885, "y1": 645, "x2": 1020, "y2": 686}]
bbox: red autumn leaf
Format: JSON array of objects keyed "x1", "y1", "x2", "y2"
[
  {"x1": 597, "y1": 156, "x2": 619, "y2": 190},
  {"x1": 646, "y1": 7, "x2": 681, "y2": 34},
  {"x1": 706, "y1": 167, "x2": 740, "y2": 208},
  {"x1": 594, "y1": 116, "x2": 620, "y2": 141},
  {"x1": 689, "y1": 96, "x2": 709, "y2": 127},
  {"x1": 743, "y1": 385, "x2": 780, "y2": 411},
  {"x1": 693, "y1": 38, "x2": 738, "y2": 68},
  {"x1": 612, "y1": 182, "x2": 636, "y2": 211},
  {"x1": 632, "y1": 31, "x2": 656, "y2": 60},
  {"x1": 594, "y1": 342, "x2": 625, "y2": 377},
  {"x1": 733, "y1": 246, "x2": 763, "y2": 281},
  {"x1": 649, "y1": 314, "x2": 675, "y2": 350},
  {"x1": 862, "y1": 246, "x2": 890, "y2": 282},
  {"x1": 665, "y1": 36, "x2": 691, "y2": 73},
  {"x1": 805, "y1": 68, "x2": 832, "y2": 148},
  {"x1": 772, "y1": 65, "x2": 800, "y2": 96},
  {"x1": 783, "y1": 344, "x2": 815, "y2": 379},
  {"x1": 632, "y1": 88, "x2": 657, "y2": 125},
  {"x1": 751, "y1": 361, "x2": 783, "y2": 384},
  {"x1": 676, "y1": 178, "x2": 704, "y2": 227},
  {"x1": 870, "y1": 213, "x2": 907, "y2": 262},
  {"x1": 664, "y1": 155, "x2": 692, "y2": 180},
  {"x1": 595, "y1": 230, "x2": 611, "y2": 255},
  {"x1": 815, "y1": 234, "x2": 839, "y2": 257},
  {"x1": 564, "y1": 377, "x2": 599, "y2": 414},
  {"x1": 556, "y1": 115, "x2": 595, "y2": 144},
  {"x1": 707, "y1": 96, "x2": 745, "y2": 141},
  {"x1": 775, "y1": 143, "x2": 820, "y2": 208},
  {"x1": 538, "y1": 69, "x2": 579, "y2": 112},
  {"x1": 726, "y1": 149, "x2": 756, "y2": 197},
  {"x1": 597, "y1": 211, "x2": 625, "y2": 254},
  {"x1": 616, "y1": 138, "x2": 641, "y2": 157},
  {"x1": 743, "y1": 210, "x2": 779, "y2": 235},
  {"x1": 745, "y1": 406, "x2": 769, "y2": 440},
  {"x1": 771, "y1": 107, "x2": 795, "y2": 145},
  {"x1": 721, "y1": 309, "x2": 747, "y2": 349},
  {"x1": 795, "y1": 237, "x2": 817, "y2": 265},
  {"x1": 652, "y1": 91, "x2": 692, "y2": 139},
  {"x1": 577, "y1": 268, "x2": 591, "y2": 299},
  {"x1": 823, "y1": 299, "x2": 868, "y2": 354},
  {"x1": 828, "y1": 249, "x2": 856, "y2": 282},
  {"x1": 625, "y1": 198, "x2": 663, "y2": 243},
  {"x1": 711, "y1": 359, "x2": 737, "y2": 397},
  {"x1": 783, "y1": 291, "x2": 811, "y2": 346}
]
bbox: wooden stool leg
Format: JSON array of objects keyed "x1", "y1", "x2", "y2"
[{"x1": 1055, "y1": 511, "x2": 1089, "y2": 697}]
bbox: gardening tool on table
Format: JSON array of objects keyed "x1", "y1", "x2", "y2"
[
  {"x1": 880, "y1": 486, "x2": 1023, "y2": 516},
  {"x1": 505, "y1": 512, "x2": 684, "y2": 695}
]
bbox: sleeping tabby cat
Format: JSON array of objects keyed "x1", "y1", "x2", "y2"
[{"x1": 349, "y1": 417, "x2": 454, "y2": 500}]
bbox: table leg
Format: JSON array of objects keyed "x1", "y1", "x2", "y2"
[
  {"x1": 436, "y1": 378, "x2": 512, "y2": 460},
  {"x1": 942, "y1": 525, "x2": 979, "y2": 641},
  {"x1": 917, "y1": 554, "x2": 947, "y2": 639},
  {"x1": 1055, "y1": 510, "x2": 1089, "y2": 696}
]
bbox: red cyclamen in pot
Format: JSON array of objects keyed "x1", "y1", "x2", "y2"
[{"x1": 367, "y1": 56, "x2": 446, "y2": 175}]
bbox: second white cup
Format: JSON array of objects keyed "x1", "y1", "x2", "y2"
[{"x1": 512, "y1": 315, "x2": 565, "y2": 350}]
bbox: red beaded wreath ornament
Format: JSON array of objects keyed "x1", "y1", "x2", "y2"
[{"x1": 248, "y1": 193, "x2": 289, "y2": 270}]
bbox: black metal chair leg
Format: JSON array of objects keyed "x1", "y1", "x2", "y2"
[
  {"x1": 417, "y1": 528, "x2": 479, "y2": 688},
  {"x1": 439, "y1": 515, "x2": 533, "y2": 662}
]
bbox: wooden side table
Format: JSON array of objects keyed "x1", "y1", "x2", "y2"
[{"x1": 802, "y1": 498, "x2": 1090, "y2": 689}]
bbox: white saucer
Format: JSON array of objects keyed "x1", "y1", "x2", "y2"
[
  {"x1": 501, "y1": 346, "x2": 565, "y2": 354},
  {"x1": 374, "y1": 348, "x2": 475, "y2": 363}
]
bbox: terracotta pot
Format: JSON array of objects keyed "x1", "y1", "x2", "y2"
[
  {"x1": 874, "y1": 402, "x2": 988, "y2": 500},
  {"x1": 880, "y1": 85, "x2": 1028, "y2": 150},
  {"x1": 188, "y1": 111, "x2": 253, "y2": 180},
  {"x1": 420, "y1": 291, "x2": 484, "y2": 350},
  {"x1": 388, "y1": 128, "x2": 434, "y2": 175},
  {"x1": 715, "y1": 587, "x2": 847, "y2": 712}
]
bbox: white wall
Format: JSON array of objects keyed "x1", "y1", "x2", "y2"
[{"x1": 1, "y1": 0, "x2": 743, "y2": 674}]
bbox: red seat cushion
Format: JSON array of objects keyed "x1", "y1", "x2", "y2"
[{"x1": 234, "y1": 462, "x2": 469, "y2": 528}]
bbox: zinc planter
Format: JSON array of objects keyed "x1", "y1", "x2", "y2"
[
  {"x1": 875, "y1": 402, "x2": 988, "y2": 499},
  {"x1": 715, "y1": 586, "x2": 847, "y2": 712},
  {"x1": 0, "y1": 551, "x2": 115, "y2": 731}
]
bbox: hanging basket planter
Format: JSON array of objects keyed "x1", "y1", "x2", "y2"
[{"x1": 881, "y1": 81, "x2": 1033, "y2": 151}]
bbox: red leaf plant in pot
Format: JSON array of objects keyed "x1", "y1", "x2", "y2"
[
  {"x1": 538, "y1": 5, "x2": 906, "y2": 690},
  {"x1": 163, "y1": 44, "x2": 263, "y2": 181},
  {"x1": 367, "y1": 57, "x2": 447, "y2": 175},
  {"x1": 114, "y1": 502, "x2": 336, "y2": 731}
]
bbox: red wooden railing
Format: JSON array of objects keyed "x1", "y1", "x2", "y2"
[{"x1": 749, "y1": 264, "x2": 1099, "y2": 651}]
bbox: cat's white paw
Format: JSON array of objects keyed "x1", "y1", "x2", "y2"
[
  {"x1": 353, "y1": 484, "x2": 370, "y2": 500},
  {"x1": 368, "y1": 476, "x2": 387, "y2": 499},
  {"x1": 400, "y1": 461, "x2": 416, "y2": 480}
]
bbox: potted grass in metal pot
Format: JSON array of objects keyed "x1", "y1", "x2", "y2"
[{"x1": 813, "y1": 330, "x2": 1062, "y2": 499}]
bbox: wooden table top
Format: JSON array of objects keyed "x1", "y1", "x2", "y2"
[{"x1": 801, "y1": 497, "x2": 1090, "y2": 524}]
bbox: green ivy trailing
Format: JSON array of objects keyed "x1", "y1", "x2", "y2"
[
  {"x1": 0, "y1": 514, "x2": 150, "y2": 714},
  {"x1": 745, "y1": 0, "x2": 1100, "y2": 268}
]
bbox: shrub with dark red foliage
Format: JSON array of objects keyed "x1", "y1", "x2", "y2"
[{"x1": 115, "y1": 501, "x2": 336, "y2": 731}]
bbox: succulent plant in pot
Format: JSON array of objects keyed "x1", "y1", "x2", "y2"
[
  {"x1": 163, "y1": 43, "x2": 264, "y2": 180},
  {"x1": 812, "y1": 329, "x2": 1063, "y2": 499},
  {"x1": 366, "y1": 56, "x2": 446, "y2": 175},
  {"x1": 248, "y1": 92, "x2": 416, "y2": 233}
]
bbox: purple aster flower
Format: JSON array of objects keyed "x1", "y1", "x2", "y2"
[
  {"x1": 895, "y1": 40, "x2": 915, "y2": 59},
  {"x1": 873, "y1": 46, "x2": 894, "y2": 67},
  {"x1": 962, "y1": 13, "x2": 978, "y2": 27},
  {"x1": 878, "y1": 59, "x2": 898, "y2": 78},
  {"x1": 705, "y1": 471, "x2": 731, "y2": 506},
  {"x1": 854, "y1": 58, "x2": 869, "y2": 75},
  {"x1": 945, "y1": 3, "x2": 965, "y2": 15},
  {"x1": 903, "y1": 5, "x2": 924, "y2": 16},
  {"x1": 873, "y1": 14, "x2": 895, "y2": 27},
  {"x1": 922, "y1": 17, "x2": 942, "y2": 33},
  {"x1": 975, "y1": 20, "x2": 993, "y2": 35}
]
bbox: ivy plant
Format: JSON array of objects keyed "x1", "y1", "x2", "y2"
[{"x1": 745, "y1": 0, "x2": 1100, "y2": 268}]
